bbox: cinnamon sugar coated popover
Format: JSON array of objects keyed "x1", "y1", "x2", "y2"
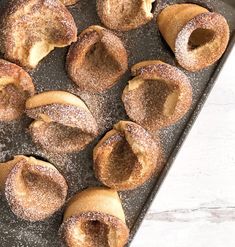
[
  {"x1": 157, "y1": 4, "x2": 230, "y2": 71},
  {"x1": 26, "y1": 91, "x2": 98, "y2": 153},
  {"x1": 66, "y1": 25, "x2": 128, "y2": 92},
  {"x1": 122, "y1": 60, "x2": 192, "y2": 131},
  {"x1": 97, "y1": 0, "x2": 156, "y2": 31},
  {"x1": 0, "y1": 0, "x2": 77, "y2": 69},
  {"x1": 0, "y1": 155, "x2": 68, "y2": 222},
  {"x1": 60, "y1": 187, "x2": 129, "y2": 247},
  {"x1": 0, "y1": 59, "x2": 35, "y2": 121},
  {"x1": 93, "y1": 121, "x2": 162, "y2": 190}
]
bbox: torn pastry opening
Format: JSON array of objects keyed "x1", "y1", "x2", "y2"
[
  {"x1": 97, "y1": 0, "x2": 156, "y2": 31},
  {"x1": 0, "y1": 59, "x2": 35, "y2": 121},
  {"x1": 122, "y1": 61, "x2": 192, "y2": 131},
  {"x1": 105, "y1": 134, "x2": 138, "y2": 183},
  {"x1": 0, "y1": 155, "x2": 67, "y2": 222},
  {"x1": 66, "y1": 25, "x2": 128, "y2": 92},
  {"x1": 61, "y1": 187, "x2": 129, "y2": 247},
  {"x1": 188, "y1": 28, "x2": 216, "y2": 50},
  {"x1": 93, "y1": 121, "x2": 162, "y2": 190},
  {"x1": 68, "y1": 217, "x2": 119, "y2": 247},
  {"x1": 157, "y1": 4, "x2": 230, "y2": 71},
  {"x1": 130, "y1": 78, "x2": 180, "y2": 118},
  {"x1": 26, "y1": 91, "x2": 98, "y2": 153},
  {"x1": 1, "y1": 0, "x2": 77, "y2": 69}
]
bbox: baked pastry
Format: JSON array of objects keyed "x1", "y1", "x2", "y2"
[
  {"x1": 122, "y1": 60, "x2": 192, "y2": 131},
  {"x1": 0, "y1": 59, "x2": 35, "y2": 121},
  {"x1": 157, "y1": 4, "x2": 230, "y2": 71},
  {"x1": 60, "y1": 187, "x2": 129, "y2": 247},
  {"x1": 61, "y1": 0, "x2": 78, "y2": 6},
  {"x1": 0, "y1": 155, "x2": 67, "y2": 222},
  {"x1": 66, "y1": 25, "x2": 128, "y2": 92},
  {"x1": 0, "y1": 0, "x2": 77, "y2": 69},
  {"x1": 97, "y1": 0, "x2": 156, "y2": 31},
  {"x1": 93, "y1": 121, "x2": 162, "y2": 190},
  {"x1": 26, "y1": 91, "x2": 98, "y2": 153}
]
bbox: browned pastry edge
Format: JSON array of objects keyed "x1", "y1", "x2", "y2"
[
  {"x1": 25, "y1": 91, "x2": 98, "y2": 153},
  {"x1": 93, "y1": 120, "x2": 163, "y2": 190},
  {"x1": 61, "y1": 0, "x2": 78, "y2": 6},
  {"x1": 0, "y1": 155, "x2": 68, "y2": 222},
  {"x1": 97, "y1": 0, "x2": 155, "y2": 31},
  {"x1": 0, "y1": 59, "x2": 35, "y2": 121},
  {"x1": 175, "y1": 12, "x2": 230, "y2": 71},
  {"x1": 66, "y1": 25, "x2": 128, "y2": 92},
  {"x1": 60, "y1": 187, "x2": 129, "y2": 247},
  {"x1": 0, "y1": 0, "x2": 77, "y2": 69},
  {"x1": 157, "y1": 4, "x2": 230, "y2": 71},
  {"x1": 60, "y1": 212, "x2": 129, "y2": 247},
  {"x1": 122, "y1": 60, "x2": 192, "y2": 131}
]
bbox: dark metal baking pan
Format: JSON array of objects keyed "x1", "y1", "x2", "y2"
[{"x1": 0, "y1": 0, "x2": 234, "y2": 246}]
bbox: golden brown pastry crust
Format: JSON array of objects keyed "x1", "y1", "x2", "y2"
[
  {"x1": 26, "y1": 91, "x2": 98, "y2": 153},
  {"x1": 66, "y1": 25, "x2": 128, "y2": 92},
  {"x1": 0, "y1": 59, "x2": 35, "y2": 121},
  {"x1": 93, "y1": 121, "x2": 162, "y2": 190},
  {"x1": 97, "y1": 0, "x2": 155, "y2": 31},
  {"x1": 0, "y1": 155, "x2": 68, "y2": 222},
  {"x1": 157, "y1": 4, "x2": 230, "y2": 71},
  {"x1": 60, "y1": 187, "x2": 129, "y2": 247},
  {"x1": 0, "y1": 0, "x2": 77, "y2": 69},
  {"x1": 122, "y1": 60, "x2": 192, "y2": 131},
  {"x1": 60, "y1": 0, "x2": 78, "y2": 6}
]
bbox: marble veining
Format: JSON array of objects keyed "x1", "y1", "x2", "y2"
[{"x1": 132, "y1": 42, "x2": 235, "y2": 246}]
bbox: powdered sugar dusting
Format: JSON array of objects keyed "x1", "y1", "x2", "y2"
[{"x1": 0, "y1": 0, "x2": 234, "y2": 246}]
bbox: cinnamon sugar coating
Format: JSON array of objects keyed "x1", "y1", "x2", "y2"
[
  {"x1": 122, "y1": 60, "x2": 192, "y2": 131},
  {"x1": 97, "y1": 0, "x2": 156, "y2": 31},
  {"x1": 60, "y1": 0, "x2": 78, "y2": 6},
  {"x1": 93, "y1": 121, "x2": 162, "y2": 190},
  {"x1": 0, "y1": 59, "x2": 35, "y2": 121},
  {"x1": 60, "y1": 187, "x2": 129, "y2": 247},
  {"x1": 0, "y1": 0, "x2": 77, "y2": 69},
  {"x1": 26, "y1": 91, "x2": 98, "y2": 153},
  {"x1": 157, "y1": 4, "x2": 230, "y2": 71},
  {"x1": 0, "y1": 155, "x2": 68, "y2": 222},
  {"x1": 66, "y1": 25, "x2": 128, "y2": 92}
]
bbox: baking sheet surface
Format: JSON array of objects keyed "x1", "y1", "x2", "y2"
[{"x1": 0, "y1": 0, "x2": 234, "y2": 246}]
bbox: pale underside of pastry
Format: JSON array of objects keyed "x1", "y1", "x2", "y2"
[
  {"x1": 97, "y1": 0, "x2": 155, "y2": 31},
  {"x1": 0, "y1": 0, "x2": 77, "y2": 69},
  {"x1": 67, "y1": 25, "x2": 128, "y2": 92},
  {"x1": 0, "y1": 59, "x2": 35, "y2": 121},
  {"x1": 26, "y1": 91, "x2": 98, "y2": 153},
  {"x1": 93, "y1": 120, "x2": 162, "y2": 190},
  {"x1": 122, "y1": 60, "x2": 192, "y2": 131},
  {"x1": 61, "y1": 187, "x2": 129, "y2": 247},
  {"x1": 157, "y1": 4, "x2": 230, "y2": 71},
  {"x1": 0, "y1": 155, "x2": 68, "y2": 222}
]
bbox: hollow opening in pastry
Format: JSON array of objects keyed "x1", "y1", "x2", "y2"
[
  {"x1": 83, "y1": 42, "x2": 120, "y2": 79},
  {"x1": 188, "y1": 28, "x2": 216, "y2": 50},
  {"x1": 32, "y1": 122, "x2": 93, "y2": 153},
  {"x1": 10, "y1": 163, "x2": 65, "y2": 217},
  {"x1": 106, "y1": 136, "x2": 139, "y2": 183},
  {"x1": 80, "y1": 220, "x2": 110, "y2": 246},
  {"x1": 108, "y1": 1, "x2": 142, "y2": 22},
  {"x1": 104, "y1": 0, "x2": 154, "y2": 24},
  {"x1": 130, "y1": 79, "x2": 180, "y2": 121}
]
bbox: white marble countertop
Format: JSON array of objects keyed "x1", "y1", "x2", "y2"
[{"x1": 132, "y1": 43, "x2": 235, "y2": 246}]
